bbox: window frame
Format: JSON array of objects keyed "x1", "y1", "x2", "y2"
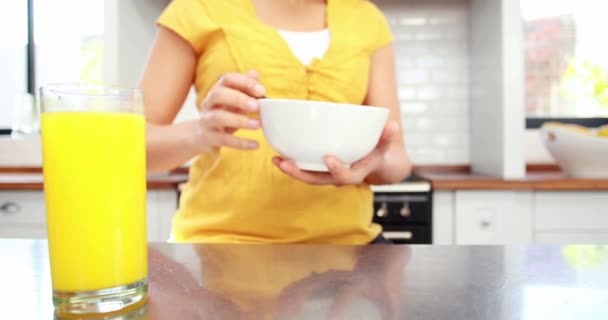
[
  {"x1": 27, "y1": 0, "x2": 35, "y2": 95},
  {"x1": 526, "y1": 117, "x2": 608, "y2": 129},
  {"x1": 0, "y1": 0, "x2": 34, "y2": 134}
]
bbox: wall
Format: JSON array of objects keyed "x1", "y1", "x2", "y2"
[
  {"x1": 105, "y1": 0, "x2": 197, "y2": 124},
  {"x1": 0, "y1": 136, "x2": 41, "y2": 167},
  {"x1": 105, "y1": 0, "x2": 167, "y2": 87},
  {"x1": 105, "y1": 0, "x2": 472, "y2": 165},
  {"x1": 0, "y1": 1, "x2": 28, "y2": 130},
  {"x1": 469, "y1": 0, "x2": 525, "y2": 179},
  {"x1": 0, "y1": 47, "x2": 27, "y2": 129},
  {"x1": 377, "y1": 0, "x2": 471, "y2": 165},
  {"x1": 2, "y1": 0, "x2": 539, "y2": 171}
]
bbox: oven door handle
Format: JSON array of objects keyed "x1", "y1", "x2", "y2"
[{"x1": 383, "y1": 231, "x2": 413, "y2": 240}]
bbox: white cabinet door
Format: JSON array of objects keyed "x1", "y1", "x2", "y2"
[
  {"x1": 0, "y1": 191, "x2": 47, "y2": 239},
  {"x1": 535, "y1": 192, "x2": 608, "y2": 231},
  {"x1": 146, "y1": 191, "x2": 160, "y2": 242},
  {"x1": 0, "y1": 189, "x2": 178, "y2": 241},
  {"x1": 432, "y1": 191, "x2": 454, "y2": 244},
  {"x1": 146, "y1": 190, "x2": 178, "y2": 242},
  {"x1": 536, "y1": 232, "x2": 608, "y2": 244},
  {"x1": 534, "y1": 191, "x2": 608, "y2": 244},
  {"x1": 455, "y1": 191, "x2": 533, "y2": 244}
]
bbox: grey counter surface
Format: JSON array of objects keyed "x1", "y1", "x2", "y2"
[{"x1": 1, "y1": 240, "x2": 607, "y2": 319}]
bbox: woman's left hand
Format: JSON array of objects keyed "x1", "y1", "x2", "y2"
[{"x1": 272, "y1": 121, "x2": 399, "y2": 186}]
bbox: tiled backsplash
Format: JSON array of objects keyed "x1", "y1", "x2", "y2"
[{"x1": 377, "y1": 0, "x2": 470, "y2": 164}]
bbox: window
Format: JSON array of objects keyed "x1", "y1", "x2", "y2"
[
  {"x1": 0, "y1": 0, "x2": 104, "y2": 132},
  {"x1": 0, "y1": 2, "x2": 28, "y2": 131},
  {"x1": 34, "y1": 0, "x2": 104, "y2": 87},
  {"x1": 522, "y1": 0, "x2": 608, "y2": 128}
]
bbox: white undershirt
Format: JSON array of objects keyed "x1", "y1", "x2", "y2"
[{"x1": 277, "y1": 29, "x2": 330, "y2": 66}]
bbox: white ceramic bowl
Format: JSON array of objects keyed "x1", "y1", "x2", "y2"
[
  {"x1": 540, "y1": 124, "x2": 608, "y2": 178},
  {"x1": 259, "y1": 99, "x2": 389, "y2": 172}
]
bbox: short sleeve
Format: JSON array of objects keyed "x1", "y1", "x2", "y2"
[
  {"x1": 156, "y1": 0, "x2": 210, "y2": 54},
  {"x1": 365, "y1": 1, "x2": 394, "y2": 51}
]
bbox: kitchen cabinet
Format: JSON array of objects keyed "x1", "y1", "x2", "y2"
[
  {"x1": 146, "y1": 190, "x2": 177, "y2": 242},
  {"x1": 454, "y1": 191, "x2": 533, "y2": 244},
  {"x1": 432, "y1": 191, "x2": 454, "y2": 244},
  {"x1": 534, "y1": 191, "x2": 608, "y2": 244},
  {"x1": 535, "y1": 232, "x2": 608, "y2": 244},
  {"x1": 0, "y1": 191, "x2": 46, "y2": 239},
  {"x1": 535, "y1": 192, "x2": 608, "y2": 231},
  {"x1": 433, "y1": 189, "x2": 608, "y2": 245},
  {"x1": 0, "y1": 190, "x2": 178, "y2": 241}
]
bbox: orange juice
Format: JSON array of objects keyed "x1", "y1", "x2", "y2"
[{"x1": 41, "y1": 112, "x2": 147, "y2": 292}]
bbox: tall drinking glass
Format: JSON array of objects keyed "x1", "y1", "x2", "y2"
[{"x1": 40, "y1": 84, "x2": 148, "y2": 315}]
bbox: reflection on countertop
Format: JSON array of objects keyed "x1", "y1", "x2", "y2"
[{"x1": 2, "y1": 240, "x2": 608, "y2": 319}]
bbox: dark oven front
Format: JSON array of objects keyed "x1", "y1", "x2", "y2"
[{"x1": 373, "y1": 189, "x2": 432, "y2": 244}]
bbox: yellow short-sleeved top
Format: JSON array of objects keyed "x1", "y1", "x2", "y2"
[{"x1": 157, "y1": 0, "x2": 394, "y2": 244}]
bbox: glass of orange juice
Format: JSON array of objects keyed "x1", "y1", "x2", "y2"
[{"x1": 40, "y1": 84, "x2": 148, "y2": 315}]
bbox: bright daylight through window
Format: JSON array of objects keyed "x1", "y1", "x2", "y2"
[
  {"x1": 522, "y1": 0, "x2": 608, "y2": 118},
  {"x1": 0, "y1": 0, "x2": 104, "y2": 131}
]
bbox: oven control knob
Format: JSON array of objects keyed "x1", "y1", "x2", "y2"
[
  {"x1": 400, "y1": 203, "x2": 411, "y2": 217},
  {"x1": 376, "y1": 203, "x2": 389, "y2": 218}
]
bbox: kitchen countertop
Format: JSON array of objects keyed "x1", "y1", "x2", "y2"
[
  {"x1": 2, "y1": 165, "x2": 608, "y2": 191},
  {"x1": 417, "y1": 170, "x2": 608, "y2": 191},
  {"x1": 2, "y1": 239, "x2": 608, "y2": 319},
  {"x1": 0, "y1": 172, "x2": 188, "y2": 190}
]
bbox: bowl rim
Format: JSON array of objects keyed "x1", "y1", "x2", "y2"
[
  {"x1": 258, "y1": 98, "x2": 389, "y2": 114},
  {"x1": 541, "y1": 124, "x2": 608, "y2": 143}
]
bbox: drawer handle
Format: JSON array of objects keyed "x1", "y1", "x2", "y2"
[
  {"x1": 0, "y1": 202, "x2": 20, "y2": 215},
  {"x1": 480, "y1": 219, "x2": 491, "y2": 229}
]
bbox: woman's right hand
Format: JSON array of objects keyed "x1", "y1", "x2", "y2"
[{"x1": 194, "y1": 70, "x2": 266, "y2": 152}]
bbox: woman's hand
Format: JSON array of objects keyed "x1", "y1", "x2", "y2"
[
  {"x1": 272, "y1": 121, "x2": 399, "y2": 186},
  {"x1": 193, "y1": 70, "x2": 266, "y2": 153}
]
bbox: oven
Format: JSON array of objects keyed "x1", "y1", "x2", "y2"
[{"x1": 371, "y1": 176, "x2": 433, "y2": 244}]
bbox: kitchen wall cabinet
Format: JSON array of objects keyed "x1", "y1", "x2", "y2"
[{"x1": 0, "y1": 190, "x2": 178, "y2": 241}]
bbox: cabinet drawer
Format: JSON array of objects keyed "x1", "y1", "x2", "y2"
[
  {"x1": 0, "y1": 225, "x2": 47, "y2": 239},
  {"x1": 535, "y1": 232, "x2": 608, "y2": 244},
  {"x1": 455, "y1": 191, "x2": 533, "y2": 244},
  {"x1": 535, "y1": 192, "x2": 608, "y2": 230},
  {"x1": 0, "y1": 191, "x2": 46, "y2": 225}
]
